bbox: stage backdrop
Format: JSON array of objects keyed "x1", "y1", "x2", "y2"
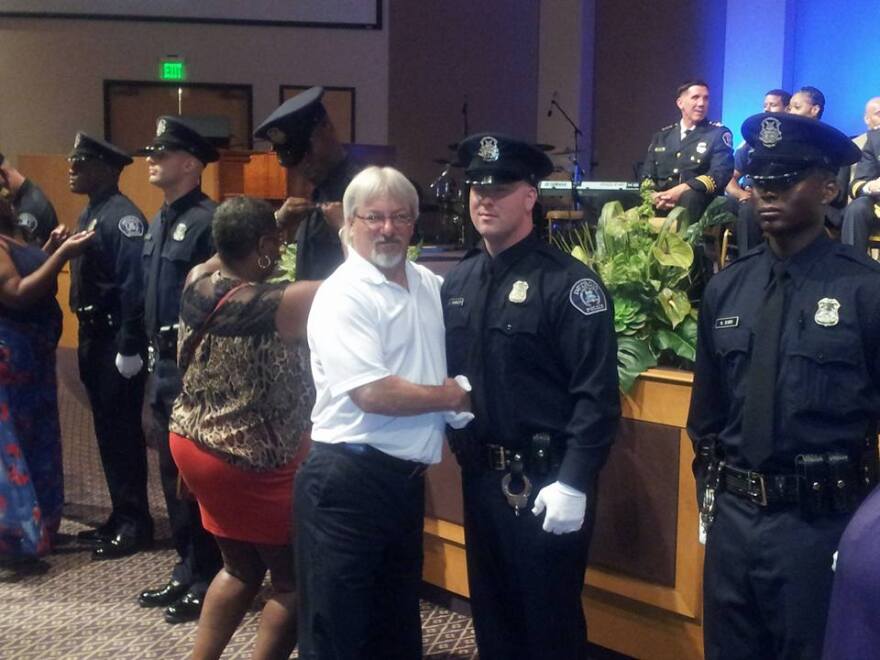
[{"x1": 0, "y1": 0, "x2": 381, "y2": 28}]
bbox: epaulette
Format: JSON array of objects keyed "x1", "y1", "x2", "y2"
[
  {"x1": 833, "y1": 244, "x2": 880, "y2": 273},
  {"x1": 660, "y1": 123, "x2": 677, "y2": 132},
  {"x1": 710, "y1": 121, "x2": 724, "y2": 127}
]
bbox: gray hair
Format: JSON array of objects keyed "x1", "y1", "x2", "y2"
[{"x1": 342, "y1": 166, "x2": 419, "y2": 224}]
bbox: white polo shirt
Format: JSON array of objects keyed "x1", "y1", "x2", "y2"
[{"x1": 307, "y1": 249, "x2": 448, "y2": 464}]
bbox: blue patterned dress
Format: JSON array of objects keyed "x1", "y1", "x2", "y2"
[{"x1": 0, "y1": 236, "x2": 63, "y2": 558}]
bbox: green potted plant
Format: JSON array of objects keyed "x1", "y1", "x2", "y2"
[{"x1": 554, "y1": 182, "x2": 734, "y2": 392}]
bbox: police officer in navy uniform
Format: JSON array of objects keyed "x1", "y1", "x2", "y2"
[
  {"x1": 442, "y1": 134, "x2": 621, "y2": 660},
  {"x1": 842, "y1": 127, "x2": 880, "y2": 253},
  {"x1": 642, "y1": 79, "x2": 734, "y2": 222},
  {"x1": 254, "y1": 86, "x2": 362, "y2": 280},
  {"x1": 136, "y1": 116, "x2": 222, "y2": 624},
  {"x1": 688, "y1": 113, "x2": 880, "y2": 659},
  {"x1": 0, "y1": 151, "x2": 59, "y2": 245},
  {"x1": 67, "y1": 132, "x2": 153, "y2": 559}
]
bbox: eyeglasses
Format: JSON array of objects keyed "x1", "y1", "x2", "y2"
[{"x1": 354, "y1": 212, "x2": 414, "y2": 228}]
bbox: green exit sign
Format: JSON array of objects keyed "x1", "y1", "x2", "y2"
[{"x1": 159, "y1": 59, "x2": 186, "y2": 81}]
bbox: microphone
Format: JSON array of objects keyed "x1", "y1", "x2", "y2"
[{"x1": 547, "y1": 91, "x2": 558, "y2": 117}]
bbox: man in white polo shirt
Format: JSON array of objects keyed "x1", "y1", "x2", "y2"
[{"x1": 295, "y1": 165, "x2": 472, "y2": 660}]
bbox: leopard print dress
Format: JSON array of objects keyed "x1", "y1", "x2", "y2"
[{"x1": 170, "y1": 271, "x2": 314, "y2": 471}]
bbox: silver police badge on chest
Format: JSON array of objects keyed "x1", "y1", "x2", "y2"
[
  {"x1": 696, "y1": 141, "x2": 708, "y2": 155},
  {"x1": 508, "y1": 280, "x2": 529, "y2": 304},
  {"x1": 173, "y1": 223, "x2": 188, "y2": 241},
  {"x1": 814, "y1": 298, "x2": 840, "y2": 327}
]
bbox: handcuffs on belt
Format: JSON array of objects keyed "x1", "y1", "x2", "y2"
[
  {"x1": 491, "y1": 433, "x2": 553, "y2": 515},
  {"x1": 500, "y1": 452, "x2": 532, "y2": 516}
]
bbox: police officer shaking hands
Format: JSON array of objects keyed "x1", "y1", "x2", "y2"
[
  {"x1": 68, "y1": 132, "x2": 153, "y2": 560},
  {"x1": 688, "y1": 113, "x2": 880, "y2": 659},
  {"x1": 442, "y1": 134, "x2": 621, "y2": 660}
]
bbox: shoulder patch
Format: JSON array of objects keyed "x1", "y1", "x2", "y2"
[
  {"x1": 569, "y1": 278, "x2": 607, "y2": 316},
  {"x1": 16, "y1": 212, "x2": 38, "y2": 233},
  {"x1": 118, "y1": 215, "x2": 145, "y2": 238},
  {"x1": 722, "y1": 131, "x2": 733, "y2": 148}
]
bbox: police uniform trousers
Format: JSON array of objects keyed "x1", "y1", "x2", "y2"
[
  {"x1": 841, "y1": 196, "x2": 879, "y2": 254},
  {"x1": 295, "y1": 442, "x2": 425, "y2": 660},
  {"x1": 461, "y1": 469, "x2": 596, "y2": 660},
  {"x1": 77, "y1": 328, "x2": 152, "y2": 536},
  {"x1": 703, "y1": 491, "x2": 850, "y2": 660},
  {"x1": 146, "y1": 358, "x2": 220, "y2": 595}
]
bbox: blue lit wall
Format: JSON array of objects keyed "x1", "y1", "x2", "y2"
[
  {"x1": 722, "y1": 0, "x2": 879, "y2": 142},
  {"x1": 789, "y1": 0, "x2": 880, "y2": 136}
]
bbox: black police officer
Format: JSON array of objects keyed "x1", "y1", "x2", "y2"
[
  {"x1": 842, "y1": 126, "x2": 880, "y2": 253},
  {"x1": 137, "y1": 116, "x2": 222, "y2": 623},
  {"x1": 687, "y1": 113, "x2": 880, "y2": 659},
  {"x1": 67, "y1": 132, "x2": 153, "y2": 559},
  {"x1": 642, "y1": 79, "x2": 734, "y2": 222},
  {"x1": 442, "y1": 134, "x2": 621, "y2": 660},
  {"x1": 0, "y1": 151, "x2": 59, "y2": 245},
  {"x1": 253, "y1": 86, "x2": 362, "y2": 280}
]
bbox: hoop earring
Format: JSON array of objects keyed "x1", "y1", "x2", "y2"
[{"x1": 257, "y1": 254, "x2": 272, "y2": 270}]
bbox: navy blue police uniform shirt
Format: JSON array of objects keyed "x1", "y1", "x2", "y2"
[
  {"x1": 641, "y1": 119, "x2": 734, "y2": 197},
  {"x1": 850, "y1": 128, "x2": 880, "y2": 199},
  {"x1": 69, "y1": 187, "x2": 147, "y2": 355},
  {"x1": 295, "y1": 155, "x2": 362, "y2": 280},
  {"x1": 442, "y1": 231, "x2": 621, "y2": 492},
  {"x1": 142, "y1": 187, "x2": 216, "y2": 337},
  {"x1": 14, "y1": 178, "x2": 59, "y2": 245},
  {"x1": 687, "y1": 234, "x2": 880, "y2": 473}
]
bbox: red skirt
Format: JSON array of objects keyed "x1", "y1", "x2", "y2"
[{"x1": 169, "y1": 431, "x2": 309, "y2": 545}]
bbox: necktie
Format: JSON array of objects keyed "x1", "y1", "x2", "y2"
[{"x1": 740, "y1": 262, "x2": 789, "y2": 468}]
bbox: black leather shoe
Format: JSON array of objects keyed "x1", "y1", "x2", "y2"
[
  {"x1": 77, "y1": 524, "x2": 114, "y2": 545},
  {"x1": 164, "y1": 592, "x2": 203, "y2": 624},
  {"x1": 91, "y1": 532, "x2": 152, "y2": 560},
  {"x1": 138, "y1": 580, "x2": 189, "y2": 608}
]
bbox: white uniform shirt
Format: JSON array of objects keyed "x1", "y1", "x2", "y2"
[{"x1": 307, "y1": 249, "x2": 448, "y2": 464}]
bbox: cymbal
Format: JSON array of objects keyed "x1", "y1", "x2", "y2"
[{"x1": 449, "y1": 141, "x2": 555, "y2": 152}]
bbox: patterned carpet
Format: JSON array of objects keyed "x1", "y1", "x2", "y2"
[{"x1": 0, "y1": 349, "x2": 477, "y2": 659}]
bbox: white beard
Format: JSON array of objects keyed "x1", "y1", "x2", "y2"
[{"x1": 371, "y1": 246, "x2": 404, "y2": 270}]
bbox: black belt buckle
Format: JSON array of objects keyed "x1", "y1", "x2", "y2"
[
  {"x1": 747, "y1": 471, "x2": 768, "y2": 506},
  {"x1": 487, "y1": 444, "x2": 507, "y2": 471}
]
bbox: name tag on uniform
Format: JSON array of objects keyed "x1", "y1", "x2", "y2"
[
  {"x1": 715, "y1": 316, "x2": 739, "y2": 329},
  {"x1": 654, "y1": 146, "x2": 666, "y2": 152},
  {"x1": 448, "y1": 297, "x2": 464, "y2": 307}
]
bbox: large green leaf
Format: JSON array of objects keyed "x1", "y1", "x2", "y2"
[
  {"x1": 652, "y1": 231, "x2": 694, "y2": 269},
  {"x1": 617, "y1": 336, "x2": 657, "y2": 394},
  {"x1": 667, "y1": 205, "x2": 692, "y2": 234},
  {"x1": 653, "y1": 327, "x2": 696, "y2": 363},
  {"x1": 657, "y1": 287, "x2": 692, "y2": 328}
]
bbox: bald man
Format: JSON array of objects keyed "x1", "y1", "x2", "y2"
[{"x1": 842, "y1": 97, "x2": 880, "y2": 252}]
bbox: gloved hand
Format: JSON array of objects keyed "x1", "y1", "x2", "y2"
[
  {"x1": 443, "y1": 374, "x2": 474, "y2": 429},
  {"x1": 531, "y1": 480, "x2": 586, "y2": 534},
  {"x1": 115, "y1": 353, "x2": 144, "y2": 379}
]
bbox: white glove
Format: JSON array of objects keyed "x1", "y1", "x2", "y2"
[
  {"x1": 115, "y1": 353, "x2": 143, "y2": 379},
  {"x1": 443, "y1": 374, "x2": 475, "y2": 429},
  {"x1": 531, "y1": 481, "x2": 586, "y2": 534}
]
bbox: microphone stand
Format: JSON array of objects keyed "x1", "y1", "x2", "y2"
[{"x1": 550, "y1": 99, "x2": 584, "y2": 210}]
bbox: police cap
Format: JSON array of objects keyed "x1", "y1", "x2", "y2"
[
  {"x1": 139, "y1": 116, "x2": 219, "y2": 165},
  {"x1": 742, "y1": 112, "x2": 860, "y2": 183},
  {"x1": 69, "y1": 132, "x2": 133, "y2": 169},
  {"x1": 253, "y1": 86, "x2": 327, "y2": 167},
  {"x1": 458, "y1": 133, "x2": 554, "y2": 186}
]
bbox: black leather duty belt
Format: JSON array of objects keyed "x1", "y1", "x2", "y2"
[{"x1": 722, "y1": 465, "x2": 800, "y2": 506}]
